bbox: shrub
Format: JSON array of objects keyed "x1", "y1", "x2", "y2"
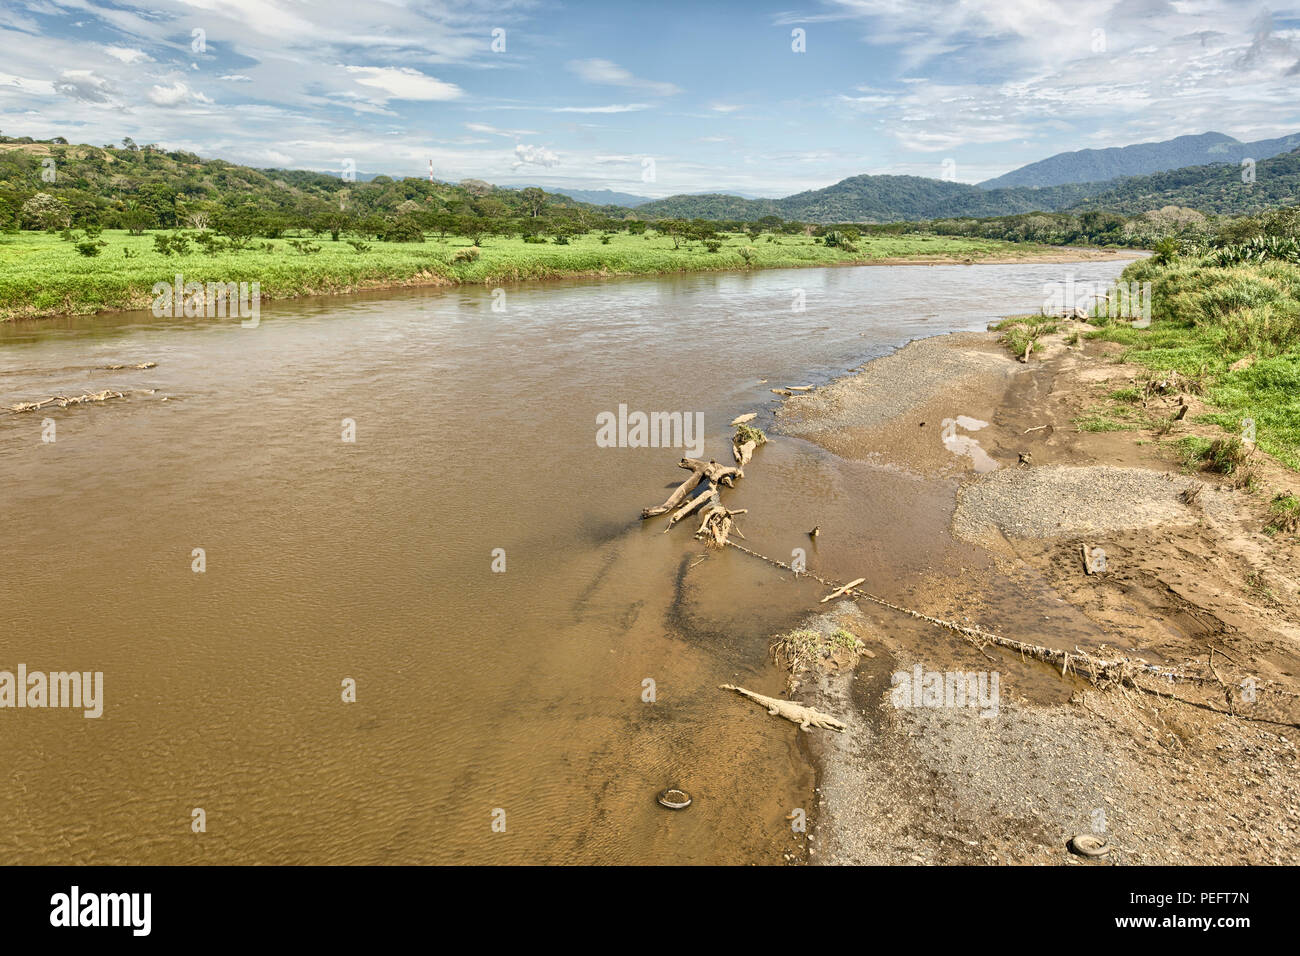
[
  {"x1": 823, "y1": 230, "x2": 858, "y2": 252},
  {"x1": 1152, "y1": 235, "x2": 1180, "y2": 265},
  {"x1": 381, "y1": 217, "x2": 425, "y2": 243}
]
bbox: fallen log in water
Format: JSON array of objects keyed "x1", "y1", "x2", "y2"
[
  {"x1": 733, "y1": 439, "x2": 756, "y2": 467},
  {"x1": 665, "y1": 483, "x2": 719, "y2": 531},
  {"x1": 732, "y1": 422, "x2": 767, "y2": 468},
  {"x1": 695, "y1": 503, "x2": 747, "y2": 548},
  {"x1": 642, "y1": 424, "x2": 766, "y2": 550},
  {"x1": 641, "y1": 458, "x2": 743, "y2": 519}
]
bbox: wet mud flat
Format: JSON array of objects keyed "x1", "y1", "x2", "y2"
[{"x1": 767, "y1": 328, "x2": 1300, "y2": 865}]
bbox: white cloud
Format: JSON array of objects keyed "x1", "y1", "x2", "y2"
[
  {"x1": 0, "y1": 71, "x2": 55, "y2": 96},
  {"x1": 147, "y1": 81, "x2": 212, "y2": 107},
  {"x1": 344, "y1": 66, "x2": 462, "y2": 101},
  {"x1": 567, "y1": 59, "x2": 680, "y2": 96},
  {"x1": 550, "y1": 104, "x2": 650, "y2": 114},
  {"x1": 466, "y1": 122, "x2": 539, "y2": 138},
  {"x1": 102, "y1": 45, "x2": 151, "y2": 64},
  {"x1": 825, "y1": 0, "x2": 1300, "y2": 164},
  {"x1": 54, "y1": 71, "x2": 119, "y2": 105},
  {"x1": 512, "y1": 143, "x2": 560, "y2": 168}
]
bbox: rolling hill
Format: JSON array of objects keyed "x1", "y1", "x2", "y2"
[
  {"x1": 630, "y1": 150, "x2": 1300, "y2": 223},
  {"x1": 980, "y1": 131, "x2": 1300, "y2": 189},
  {"x1": 1069, "y1": 148, "x2": 1300, "y2": 215},
  {"x1": 0, "y1": 138, "x2": 604, "y2": 228}
]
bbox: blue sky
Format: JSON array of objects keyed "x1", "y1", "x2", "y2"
[{"x1": 1, "y1": 0, "x2": 1299, "y2": 196}]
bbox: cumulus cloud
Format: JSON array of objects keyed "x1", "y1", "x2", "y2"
[
  {"x1": 147, "y1": 81, "x2": 212, "y2": 107},
  {"x1": 0, "y1": 0, "x2": 1295, "y2": 197},
  {"x1": 512, "y1": 143, "x2": 560, "y2": 169}
]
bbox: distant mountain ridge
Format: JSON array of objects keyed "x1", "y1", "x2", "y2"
[
  {"x1": 630, "y1": 148, "x2": 1300, "y2": 223},
  {"x1": 544, "y1": 187, "x2": 767, "y2": 208},
  {"x1": 633, "y1": 176, "x2": 1100, "y2": 221},
  {"x1": 544, "y1": 188, "x2": 656, "y2": 207},
  {"x1": 979, "y1": 131, "x2": 1300, "y2": 189}
]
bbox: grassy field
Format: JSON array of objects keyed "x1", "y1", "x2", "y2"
[
  {"x1": 1089, "y1": 257, "x2": 1300, "y2": 469},
  {"x1": 0, "y1": 229, "x2": 1057, "y2": 321}
]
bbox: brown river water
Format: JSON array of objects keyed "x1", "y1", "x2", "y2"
[{"x1": 0, "y1": 261, "x2": 1132, "y2": 864}]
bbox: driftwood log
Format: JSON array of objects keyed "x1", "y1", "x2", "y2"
[
  {"x1": 665, "y1": 483, "x2": 719, "y2": 531},
  {"x1": 641, "y1": 458, "x2": 743, "y2": 519},
  {"x1": 733, "y1": 439, "x2": 756, "y2": 467},
  {"x1": 642, "y1": 425, "x2": 765, "y2": 550},
  {"x1": 695, "y1": 503, "x2": 747, "y2": 548}
]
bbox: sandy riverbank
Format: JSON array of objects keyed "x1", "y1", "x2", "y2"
[{"x1": 768, "y1": 323, "x2": 1300, "y2": 865}]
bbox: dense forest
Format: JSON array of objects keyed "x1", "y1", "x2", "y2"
[
  {"x1": 0, "y1": 135, "x2": 628, "y2": 243},
  {"x1": 2, "y1": 134, "x2": 1297, "y2": 252}
]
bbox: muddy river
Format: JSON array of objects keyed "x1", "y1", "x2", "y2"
[{"x1": 0, "y1": 260, "x2": 1131, "y2": 863}]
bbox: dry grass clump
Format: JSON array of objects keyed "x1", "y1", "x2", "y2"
[
  {"x1": 1266, "y1": 493, "x2": 1300, "y2": 535},
  {"x1": 769, "y1": 627, "x2": 866, "y2": 692}
]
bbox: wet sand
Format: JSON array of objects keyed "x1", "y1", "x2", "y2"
[{"x1": 766, "y1": 324, "x2": 1300, "y2": 865}]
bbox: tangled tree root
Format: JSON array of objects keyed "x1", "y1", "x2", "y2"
[
  {"x1": 695, "y1": 503, "x2": 747, "y2": 548},
  {"x1": 641, "y1": 420, "x2": 767, "y2": 550}
]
